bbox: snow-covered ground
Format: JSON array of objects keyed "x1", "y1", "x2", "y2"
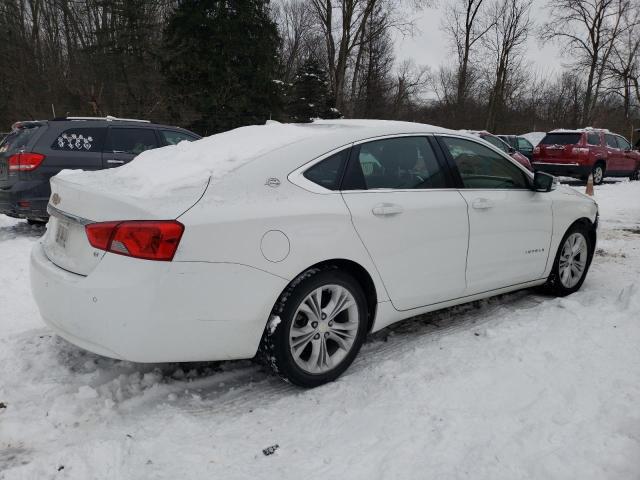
[{"x1": 1, "y1": 181, "x2": 640, "y2": 479}]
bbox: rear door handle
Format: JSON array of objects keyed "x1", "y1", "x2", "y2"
[
  {"x1": 372, "y1": 203, "x2": 404, "y2": 216},
  {"x1": 107, "y1": 159, "x2": 125, "y2": 164},
  {"x1": 472, "y1": 198, "x2": 494, "y2": 210}
]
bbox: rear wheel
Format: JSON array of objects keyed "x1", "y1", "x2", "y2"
[
  {"x1": 592, "y1": 163, "x2": 605, "y2": 185},
  {"x1": 259, "y1": 268, "x2": 368, "y2": 388},
  {"x1": 545, "y1": 224, "x2": 593, "y2": 296},
  {"x1": 630, "y1": 168, "x2": 640, "y2": 181}
]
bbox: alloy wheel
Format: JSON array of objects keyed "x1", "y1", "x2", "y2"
[
  {"x1": 593, "y1": 166, "x2": 603, "y2": 184},
  {"x1": 289, "y1": 285, "x2": 359, "y2": 374},
  {"x1": 558, "y1": 233, "x2": 588, "y2": 289}
]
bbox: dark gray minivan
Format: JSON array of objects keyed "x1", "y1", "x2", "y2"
[{"x1": 0, "y1": 117, "x2": 200, "y2": 223}]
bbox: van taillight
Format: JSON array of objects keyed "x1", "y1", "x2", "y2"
[
  {"x1": 8, "y1": 152, "x2": 45, "y2": 171},
  {"x1": 85, "y1": 220, "x2": 184, "y2": 261}
]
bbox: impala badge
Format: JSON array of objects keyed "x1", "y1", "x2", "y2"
[{"x1": 51, "y1": 193, "x2": 61, "y2": 205}]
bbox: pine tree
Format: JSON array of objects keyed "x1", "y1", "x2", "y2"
[
  {"x1": 162, "y1": 0, "x2": 281, "y2": 134},
  {"x1": 288, "y1": 58, "x2": 341, "y2": 122}
]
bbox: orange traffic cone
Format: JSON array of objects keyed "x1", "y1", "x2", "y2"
[{"x1": 585, "y1": 173, "x2": 594, "y2": 196}]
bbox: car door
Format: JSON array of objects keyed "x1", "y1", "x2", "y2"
[
  {"x1": 437, "y1": 135, "x2": 553, "y2": 295},
  {"x1": 103, "y1": 127, "x2": 160, "y2": 168},
  {"x1": 615, "y1": 135, "x2": 637, "y2": 173},
  {"x1": 340, "y1": 135, "x2": 469, "y2": 311},
  {"x1": 605, "y1": 134, "x2": 623, "y2": 172}
]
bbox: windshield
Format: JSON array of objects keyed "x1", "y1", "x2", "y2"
[
  {"x1": 540, "y1": 133, "x2": 582, "y2": 145},
  {"x1": 0, "y1": 125, "x2": 42, "y2": 153}
]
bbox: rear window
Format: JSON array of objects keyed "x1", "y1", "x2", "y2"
[
  {"x1": 52, "y1": 128, "x2": 106, "y2": 152},
  {"x1": 0, "y1": 125, "x2": 42, "y2": 153},
  {"x1": 539, "y1": 133, "x2": 582, "y2": 145}
]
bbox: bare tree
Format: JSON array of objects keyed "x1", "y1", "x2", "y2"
[
  {"x1": 441, "y1": 0, "x2": 494, "y2": 119},
  {"x1": 542, "y1": 0, "x2": 632, "y2": 124},
  {"x1": 483, "y1": 0, "x2": 531, "y2": 131}
]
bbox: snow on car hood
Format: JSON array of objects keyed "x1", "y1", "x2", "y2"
[{"x1": 53, "y1": 122, "x2": 332, "y2": 219}]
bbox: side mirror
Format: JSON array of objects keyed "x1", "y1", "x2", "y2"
[{"x1": 532, "y1": 171, "x2": 556, "y2": 192}]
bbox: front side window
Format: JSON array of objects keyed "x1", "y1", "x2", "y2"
[
  {"x1": 440, "y1": 136, "x2": 529, "y2": 189},
  {"x1": 160, "y1": 130, "x2": 198, "y2": 145},
  {"x1": 343, "y1": 137, "x2": 447, "y2": 190},
  {"x1": 52, "y1": 128, "x2": 105, "y2": 152},
  {"x1": 616, "y1": 136, "x2": 631, "y2": 150},
  {"x1": 107, "y1": 128, "x2": 158, "y2": 155},
  {"x1": 605, "y1": 134, "x2": 619, "y2": 148},
  {"x1": 586, "y1": 133, "x2": 600, "y2": 146},
  {"x1": 303, "y1": 149, "x2": 349, "y2": 191}
]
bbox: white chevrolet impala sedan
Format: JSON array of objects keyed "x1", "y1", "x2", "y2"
[{"x1": 31, "y1": 120, "x2": 598, "y2": 387}]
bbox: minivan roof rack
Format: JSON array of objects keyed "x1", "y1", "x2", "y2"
[{"x1": 53, "y1": 116, "x2": 151, "y2": 123}]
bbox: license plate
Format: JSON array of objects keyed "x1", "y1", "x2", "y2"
[{"x1": 55, "y1": 221, "x2": 69, "y2": 248}]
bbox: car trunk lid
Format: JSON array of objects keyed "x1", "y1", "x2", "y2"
[
  {"x1": 42, "y1": 173, "x2": 208, "y2": 276},
  {"x1": 537, "y1": 132, "x2": 583, "y2": 162}
]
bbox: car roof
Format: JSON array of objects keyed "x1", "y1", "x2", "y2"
[{"x1": 548, "y1": 128, "x2": 609, "y2": 134}]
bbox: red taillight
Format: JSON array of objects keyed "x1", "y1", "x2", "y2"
[
  {"x1": 8, "y1": 152, "x2": 45, "y2": 171},
  {"x1": 85, "y1": 221, "x2": 184, "y2": 261}
]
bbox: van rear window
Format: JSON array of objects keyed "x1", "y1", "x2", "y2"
[
  {"x1": 0, "y1": 125, "x2": 42, "y2": 153},
  {"x1": 540, "y1": 133, "x2": 582, "y2": 145}
]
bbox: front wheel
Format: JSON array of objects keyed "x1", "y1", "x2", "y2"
[
  {"x1": 545, "y1": 224, "x2": 593, "y2": 296},
  {"x1": 259, "y1": 268, "x2": 368, "y2": 388},
  {"x1": 630, "y1": 168, "x2": 640, "y2": 181}
]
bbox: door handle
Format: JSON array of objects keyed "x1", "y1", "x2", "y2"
[
  {"x1": 107, "y1": 159, "x2": 125, "y2": 164},
  {"x1": 372, "y1": 203, "x2": 404, "y2": 216},
  {"x1": 472, "y1": 198, "x2": 494, "y2": 210}
]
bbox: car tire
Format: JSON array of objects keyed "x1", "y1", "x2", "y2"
[
  {"x1": 545, "y1": 223, "x2": 593, "y2": 297},
  {"x1": 592, "y1": 163, "x2": 605, "y2": 185},
  {"x1": 630, "y1": 168, "x2": 640, "y2": 181},
  {"x1": 259, "y1": 267, "x2": 368, "y2": 388}
]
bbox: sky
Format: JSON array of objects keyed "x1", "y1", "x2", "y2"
[{"x1": 394, "y1": 0, "x2": 566, "y2": 79}]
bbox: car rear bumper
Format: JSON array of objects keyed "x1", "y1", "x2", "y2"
[
  {"x1": 30, "y1": 242, "x2": 287, "y2": 362},
  {"x1": 0, "y1": 180, "x2": 49, "y2": 219},
  {"x1": 532, "y1": 162, "x2": 591, "y2": 178}
]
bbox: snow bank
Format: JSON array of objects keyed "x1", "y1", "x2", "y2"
[{"x1": 56, "y1": 122, "x2": 330, "y2": 198}]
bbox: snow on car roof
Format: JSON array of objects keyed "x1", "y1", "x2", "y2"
[
  {"x1": 55, "y1": 119, "x2": 455, "y2": 199},
  {"x1": 549, "y1": 127, "x2": 610, "y2": 133}
]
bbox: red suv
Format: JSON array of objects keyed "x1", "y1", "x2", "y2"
[{"x1": 532, "y1": 128, "x2": 640, "y2": 184}]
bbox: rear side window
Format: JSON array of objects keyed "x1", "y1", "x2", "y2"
[
  {"x1": 303, "y1": 149, "x2": 349, "y2": 191},
  {"x1": 540, "y1": 133, "x2": 582, "y2": 145},
  {"x1": 0, "y1": 126, "x2": 41, "y2": 153},
  {"x1": 343, "y1": 137, "x2": 447, "y2": 190},
  {"x1": 107, "y1": 128, "x2": 158, "y2": 155},
  {"x1": 605, "y1": 134, "x2": 619, "y2": 148},
  {"x1": 586, "y1": 133, "x2": 600, "y2": 145},
  {"x1": 52, "y1": 128, "x2": 106, "y2": 152},
  {"x1": 160, "y1": 130, "x2": 197, "y2": 145}
]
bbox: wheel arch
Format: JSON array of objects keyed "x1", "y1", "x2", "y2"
[
  {"x1": 566, "y1": 216, "x2": 597, "y2": 263},
  {"x1": 281, "y1": 259, "x2": 379, "y2": 332}
]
